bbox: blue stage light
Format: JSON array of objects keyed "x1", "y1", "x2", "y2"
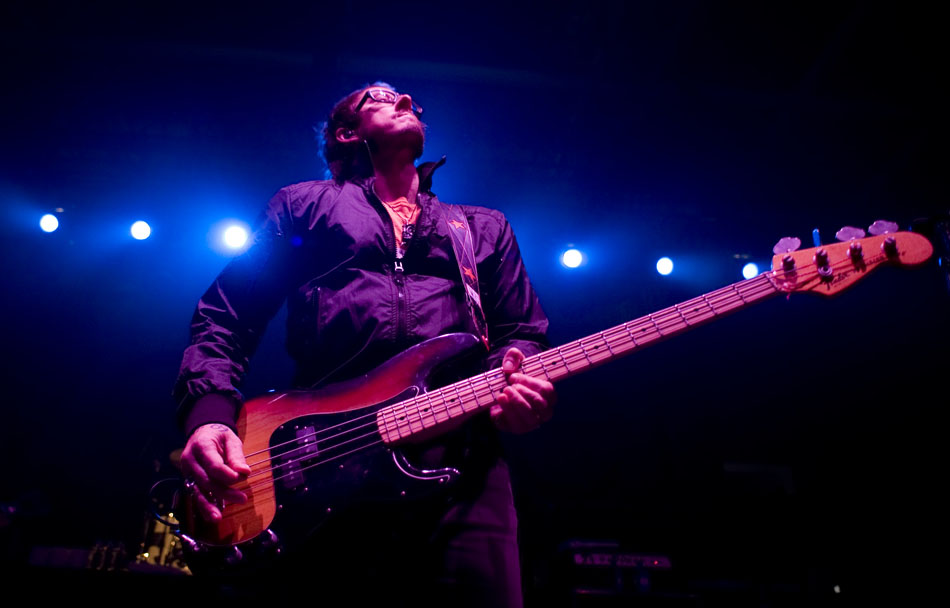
[
  {"x1": 40, "y1": 213, "x2": 59, "y2": 233},
  {"x1": 561, "y1": 248, "x2": 584, "y2": 268},
  {"x1": 131, "y1": 220, "x2": 151, "y2": 240},
  {"x1": 742, "y1": 262, "x2": 759, "y2": 279},
  {"x1": 656, "y1": 257, "x2": 673, "y2": 275},
  {"x1": 223, "y1": 225, "x2": 249, "y2": 249}
]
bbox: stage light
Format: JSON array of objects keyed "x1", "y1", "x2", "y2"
[
  {"x1": 656, "y1": 257, "x2": 673, "y2": 275},
  {"x1": 40, "y1": 213, "x2": 59, "y2": 233},
  {"x1": 223, "y1": 225, "x2": 249, "y2": 249},
  {"x1": 560, "y1": 248, "x2": 584, "y2": 268},
  {"x1": 131, "y1": 220, "x2": 151, "y2": 240},
  {"x1": 742, "y1": 262, "x2": 759, "y2": 279}
]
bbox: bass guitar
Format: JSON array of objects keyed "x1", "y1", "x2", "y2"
[{"x1": 168, "y1": 224, "x2": 932, "y2": 569}]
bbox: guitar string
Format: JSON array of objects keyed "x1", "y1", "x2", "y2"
[
  {"x1": 244, "y1": 277, "x2": 784, "y2": 482},
  {"x1": 245, "y1": 436, "x2": 388, "y2": 495},
  {"x1": 239, "y1": 271, "x2": 793, "y2": 484},
  {"x1": 239, "y1": 275, "x2": 784, "y2": 487},
  {"x1": 242, "y1": 372, "x2": 506, "y2": 480},
  {"x1": 241, "y1": 367, "x2": 506, "y2": 464},
  {"x1": 245, "y1": 271, "x2": 777, "y2": 464},
  {"x1": 233, "y1": 253, "x2": 868, "y2": 492}
]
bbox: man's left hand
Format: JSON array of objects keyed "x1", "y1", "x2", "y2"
[{"x1": 491, "y1": 347, "x2": 557, "y2": 433}]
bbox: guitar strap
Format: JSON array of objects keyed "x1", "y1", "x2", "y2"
[{"x1": 443, "y1": 205, "x2": 490, "y2": 351}]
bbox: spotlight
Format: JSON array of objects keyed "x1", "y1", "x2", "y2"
[
  {"x1": 223, "y1": 225, "x2": 249, "y2": 249},
  {"x1": 40, "y1": 213, "x2": 59, "y2": 233},
  {"x1": 656, "y1": 257, "x2": 673, "y2": 276},
  {"x1": 131, "y1": 220, "x2": 151, "y2": 240},
  {"x1": 742, "y1": 262, "x2": 759, "y2": 279},
  {"x1": 560, "y1": 248, "x2": 584, "y2": 268}
]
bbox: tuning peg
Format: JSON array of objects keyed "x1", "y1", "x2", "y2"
[
  {"x1": 814, "y1": 248, "x2": 833, "y2": 281},
  {"x1": 868, "y1": 220, "x2": 899, "y2": 236},
  {"x1": 835, "y1": 226, "x2": 866, "y2": 241},
  {"x1": 772, "y1": 237, "x2": 801, "y2": 255}
]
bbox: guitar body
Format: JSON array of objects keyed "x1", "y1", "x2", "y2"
[{"x1": 179, "y1": 333, "x2": 483, "y2": 566}]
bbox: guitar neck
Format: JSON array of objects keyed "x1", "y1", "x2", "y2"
[
  {"x1": 529, "y1": 272, "x2": 780, "y2": 381},
  {"x1": 377, "y1": 272, "x2": 780, "y2": 443}
]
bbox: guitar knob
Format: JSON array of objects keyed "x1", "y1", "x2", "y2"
[
  {"x1": 835, "y1": 226, "x2": 866, "y2": 241},
  {"x1": 178, "y1": 533, "x2": 201, "y2": 554},
  {"x1": 224, "y1": 545, "x2": 243, "y2": 565},
  {"x1": 773, "y1": 237, "x2": 801, "y2": 255},
  {"x1": 868, "y1": 220, "x2": 899, "y2": 236},
  {"x1": 260, "y1": 529, "x2": 279, "y2": 548}
]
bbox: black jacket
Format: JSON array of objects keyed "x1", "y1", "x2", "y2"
[{"x1": 174, "y1": 162, "x2": 549, "y2": 436}]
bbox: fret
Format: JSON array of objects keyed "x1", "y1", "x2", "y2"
[
  {"x1": 743, "y1": 274, "x2": 778, "y2": 302},
  {"x1": 731, "y1": 282, "x2": 750, "y2": 304},
  {"x1": 706, "y1": 286, "x2": 744, "y2": 314},
  {"x1": 377, "y1": 406, "x2": 402, "y2": 441},
  {"x1": 419, "y1": 391, "x2": 439, "y2": 428},
  {"x1": 521, "y1": 355, "x2": 544, "y2": 379},
  {"x1": 699, "y1": 293, "x2": 717, "y2": 319},
  {"x1": 622, "y1": 321, "x2": 641, "y2": 348},
  {"x1": 682, "y1": 296, "x2": 714, "y2": 325},
  {"x1": 433, "y1": 384, "x2": 456, "y2": 423},
  {"x1": 464, "y1": 375, "x2": 487, "y2": 413},
  {"x1": 482, "y1": 370, "x2": 501, "y2": 404},
  {"x1": 555, "y1": 347, "x2": 572, "y2": 374},
  {"x1": 398, "y1": 396, "x2": 420, "y2": 435},
  {"x1": 446, "y1": 382, "x2": 470, "y2": 420},
  {"x1": 408, "y1": 397, "x2": 422, "y2": 430},
  {"x1": 528, "y1": 355, "x2": 554, "y2": 382},
  {"x1": 657, "y1": 305, "x2": 688, "y2": 332},
  {"x1": 562, "y1": 343, "x2": 585, "y2": 371},
  {"x1": 578, "y1": 334, "x2": 609, "y2": 365},
  {"x1": 670, "y1": 303, "x2": 690, "y2": 328}
]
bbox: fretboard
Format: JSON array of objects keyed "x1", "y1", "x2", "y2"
[{"x1": 376, "y1": 272, "x2": 780, "y2": 443}]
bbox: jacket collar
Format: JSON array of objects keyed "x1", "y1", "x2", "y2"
[
  {"x1": 354, "y1": 155, "x2": 447, "y2": 198},
  {"x1": 353, "y1": 157, "x2": 449, "y2": 240},
  {"x1": 417, "y1": 156, "x2": 447, "y2": 193}
]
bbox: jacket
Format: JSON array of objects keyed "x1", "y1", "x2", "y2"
[{"x1": 174, "y1": 160, "x2": 549, "y2": 436}]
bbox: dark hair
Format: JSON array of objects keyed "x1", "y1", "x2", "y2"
[{"x1": 318, "y1": 81, "x2": 394, "y2": 184}]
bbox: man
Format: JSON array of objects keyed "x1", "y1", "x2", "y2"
[{"x1": 173, "y1": 82, "x2": 555, "y2": 605}]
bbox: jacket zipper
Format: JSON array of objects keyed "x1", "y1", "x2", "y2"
[
  {"x1": 393, "y1": 260, "x2": 408, "y2": 344},
  {"x1": 368, "y1": 187, "x2": 410, "y2": 345}
]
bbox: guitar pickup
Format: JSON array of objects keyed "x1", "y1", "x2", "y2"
[
  {"x1": 295, "y1": 426, "x2": 319, "y2": 459},
  {"x1": 276, "y1": 458, "x2": 304, "y2": 490},
  {"x1": 273, "y1": 426, "x2": 319, "y2": 491}
]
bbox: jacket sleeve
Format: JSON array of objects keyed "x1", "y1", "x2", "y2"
[
  {"x1": 173, "y1": 189, "x2": 294, "y2": 436},
  {"x1": 480, "y1": 211, "x2": 550, "y2": 370}
]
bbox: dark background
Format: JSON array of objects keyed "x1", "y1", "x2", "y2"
[{"x1": 1, "y1": 1, "x2": 946, "y2": 604}]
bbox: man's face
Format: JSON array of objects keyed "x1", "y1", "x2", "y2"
[{"x1": 352, "y1": 86, "x2": 425, "y2": 157}]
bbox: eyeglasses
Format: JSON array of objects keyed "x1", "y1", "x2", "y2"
[{"x1": 355, "y1": 88, "x2": 423, "y2": 117}]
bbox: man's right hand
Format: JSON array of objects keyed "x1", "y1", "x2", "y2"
[{"x1": 180, "y1": 423, "x2": 251, "y2": 522}]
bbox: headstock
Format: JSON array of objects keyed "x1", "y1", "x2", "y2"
[{"x1": 770, "y1": 222, "x2": 933, "y2": 296}]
